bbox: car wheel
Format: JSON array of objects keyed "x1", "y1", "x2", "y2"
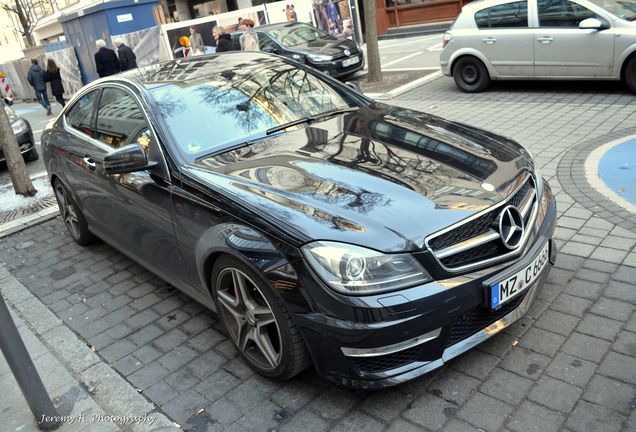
[
  {"x1": 624, "y1": 56, "x2": 636, "y2": 93},
  {"x1": 24, "y1": 147, "x2": 39, "y2": 162},
  {"x1": 212, "y1": 255, "x2": 310, "y2": 380},
  {"x1": 452, "y1": 56, "x2": 491, "y2": 93},
  {"x1": 53, "y1": 179, "x2": 94, "y2": 246}
]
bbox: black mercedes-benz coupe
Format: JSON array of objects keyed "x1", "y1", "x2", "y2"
[{"x1": 42, "y1": 52, "x2": 557, "y2": 388}]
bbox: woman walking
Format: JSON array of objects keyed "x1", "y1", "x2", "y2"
[
  {"x1": 212, "y1": 26, "x2": 233, "y2": 52},
  {"x1": 45, "y1": 59, "x2": 65, "y2": 107}
]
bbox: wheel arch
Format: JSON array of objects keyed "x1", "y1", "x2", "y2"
[
  {"x1": 195, "y1": 223, "x2": 306, "y2": 309},
  {"x1": 449, "y1": 50, "x2": 496, "y2": 78}
]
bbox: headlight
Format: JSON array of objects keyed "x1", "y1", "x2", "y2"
[
  {"x1": 11, "y1": 119, "x2": 28, "y2": 135},
  {"x1": 302, "y1": 241, "x2": 432, "y2": 295},
  {"x1": 309, "y1": 54, "x2": 333, "y2": 62}
]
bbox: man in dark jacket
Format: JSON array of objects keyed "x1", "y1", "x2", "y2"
[
  {"x1": 114, "y1": 39, "x2": 137, "y2": 71},
  {"x1": 27, "y1": 59, "x2": 51, "y2": 115},
  {"x1": 94, "y1": 39, "x2": 120, "y2": 78}
]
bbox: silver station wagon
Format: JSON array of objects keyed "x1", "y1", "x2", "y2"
[{"x1": 440, "y1": 0, "x2": 636, "y2": 92}]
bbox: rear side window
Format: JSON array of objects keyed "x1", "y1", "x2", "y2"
[
  {"x1": 538, "y1": 0, "x2": 596, "y2": 26},
  {"x1": 66, "y1": 91, "x2": 98, "y2": 137},
  {"x1": 475, "y1": 1, "x2": 528, "y2": 28}
]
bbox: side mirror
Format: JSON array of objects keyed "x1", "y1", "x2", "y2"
[
  {"x1": 579, "y1": 18, "x2": 607, "y2": 30},
  {"x1": 344, "y1": 81, "x2": 362, "y2": 92},
  {"x1": 104, "y1": 144, "x2": 157, "y2": 174}
]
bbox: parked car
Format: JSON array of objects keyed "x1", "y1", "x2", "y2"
[
  {"x1": 231, "y1": 22, "x2": 364, "y2": 78},
  {"x1": 2, "y1": 103, "x2": 38, "y2": 163},
  {"x1": 440, "y1": 0, "x2": 636, "y2": 92},
  {"x1": 42, "y1": 52, "x2": 556, "y2": 388}
]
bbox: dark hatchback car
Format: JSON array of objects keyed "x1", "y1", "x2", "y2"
[
  {"x1": 2, "y1": 103, "x2": 38, "y2": 163},
  {"x1": 231, "y1": 22, "x2": 364, "y2": 78},
  {"x1": 42, "y1": 52, "x2": 556, "y2": 388}
]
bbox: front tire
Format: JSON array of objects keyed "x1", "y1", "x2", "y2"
[
  {"x1": 624, "y1": 56, "x2": 636, "y2": 93},
  {"x1": 53, "y1": 179, "x2": 94, "y2": 246},
  {"x1": 212, "y1": 255, "x2": 310, "y2": 380},
  {"x1": 452, "y1": 56, "x2": 491, "y2": 93}
]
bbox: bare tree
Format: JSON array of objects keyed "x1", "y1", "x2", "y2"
[
  {"x1": 1, "y1": 0, "x2": 53, "y2": 47},
  {"x1": 0, "y1": 105, "x2": 37, "y2": 197},
  {"x1": 363, "y1": 0, "x2": 382, "y2": 83}
]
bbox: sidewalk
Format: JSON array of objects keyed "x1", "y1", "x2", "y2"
[{"x1": 0, "y1": 265, "x2": 177, "y2": 432}]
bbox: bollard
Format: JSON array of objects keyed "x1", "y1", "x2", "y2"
[{"x1": 0, "y1": 294, "x2": 61, "y2": 430}]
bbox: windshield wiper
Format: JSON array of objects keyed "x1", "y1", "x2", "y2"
[
  {"x1": 265, "y1": 107, "x2": 360, "y2": 136},
  {"x1": 266, "y1": 117, "x2": 312, "y2": 135}
]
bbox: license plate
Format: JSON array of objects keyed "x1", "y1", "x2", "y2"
[
  {"x1": 490, "y1": 242, "x2": 550, "y2": 309},
  {"x1": 342, "y1": 56, "x2": 359, "y2": 67}
]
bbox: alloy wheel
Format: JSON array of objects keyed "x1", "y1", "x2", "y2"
[
  {"x1": 216, "y1": 268, "x2": 282, "y2": 370},
  {"x1": 55, "y1": 184, "x2": 80, "y2": 240}
]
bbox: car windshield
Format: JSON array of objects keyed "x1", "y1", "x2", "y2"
[
  {"x1": 149, "y1": 56, "x2": 362, "y2": 160},
  {"x1": 588, "y1": 0, "x2": 636, "y2": 19},
  {"x1": 269, "y1": 23, "x2": 329, "y2": 47}
]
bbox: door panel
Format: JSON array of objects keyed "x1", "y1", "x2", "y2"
[
  {"x1": 89, "y1": 86, "x2": 190, "y2": 283},
  {"x1": 534, "y1": 0, "x2": 614, "y2": 77},
  {"x1": 470, "y1": 1, "x2": 533, "y2": 77}
]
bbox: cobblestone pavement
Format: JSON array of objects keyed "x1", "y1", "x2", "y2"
[{"x1": 2, "y1": 78, "x2": 636, "y2": 432}]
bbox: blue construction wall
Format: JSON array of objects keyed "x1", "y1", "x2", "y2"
[{"x1": 60, "y1": 0, "x2": 158, "y2": 83}]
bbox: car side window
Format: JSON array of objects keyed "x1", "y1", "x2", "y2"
[
  {"x1": 231, "y1": 33, "x2": 242, "y2": 51},
  {"x1": 538, "y1": 0, "x2": 596, "y2": 27},
  {"x1": 95, "y1": 88, "x2": 149, "y2": 150},
  {"x1": 475, "y1": 1, "x2": 528, "y2": 28},
  {"x1": 66, "y1": 91, "x2": 99, "y2": 138},
  {"x1": 257, "y1": 32, "x2": 277, "y2": 51}
]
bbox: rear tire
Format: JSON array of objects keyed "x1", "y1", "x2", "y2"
[
  {"x1": 53, "y1": 179, "x2": 95, "y2": 246},
  {"x1": 452, "y1": 56, "x2": 491, "y2": 93},
  {"x1": 624, "y1": 56, "x2": 636, "y2": 93},
  {"x1": 212, "y1": 255, "x2": 310, "y2": 381}
]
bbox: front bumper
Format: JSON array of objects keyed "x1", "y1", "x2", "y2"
[
  {"x1": 309, "y1": 54, "x2": 365, "y2": 78},
  {"x1": 295, "y1": 184, "x2": 557, "y2": 388},
  {"x1": 0, "y1": 120, "x2": 35, "y2": 162}
]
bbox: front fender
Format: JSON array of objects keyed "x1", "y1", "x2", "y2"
[
  {"x1": 447, "y1": 48, "x2": 497, "y2": 78},
  {"x1": 617, "y1": 45, "x2": 636, "y2": 79},
  {"x1": 195, "y1": 223, "x2": 311, "y2": 312}
]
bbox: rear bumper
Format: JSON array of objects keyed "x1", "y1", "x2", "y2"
[{"x1": 295, "y1": 187, "x2": 557, "y2": 389}]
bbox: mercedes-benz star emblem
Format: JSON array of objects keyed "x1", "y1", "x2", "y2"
[
  {"x1": 498, "y1": 205, "x2": 524, "y2": 249},
  {"x1": 344, "y1": 49, "x2": 351, "y2": 57}
]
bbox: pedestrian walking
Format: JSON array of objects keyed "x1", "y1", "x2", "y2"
[
  {"x1": 94, "y1": 39, "x2": 120, "y2": 78},
  {"x1": 189, "y1": 26, "x2": 205, "y2": 55},
  {"x1": 213, "y1": 26, "x2": 234, "y2": 52},
  {"x1": 239, "y1": 19, "x2": 260, "y2": 52},
  {"x1": 44, "y1": 59, "x2": 65, "y2": 108},
  {"x1": 114, "y1": 38, "x2": 137, "y2": 71},
  {"x1": 26, "y1": 59, "x2": 51, "y2": 115}
]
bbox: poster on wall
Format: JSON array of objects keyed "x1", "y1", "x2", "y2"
[
  {"x1": 265, "y1": 0, "x2": 315, "y2": 25},
  {"x1": 311, "y1": 0, "x2": 353, "y2": 38},
  {"x1": 161, "y1": 6, "x2": 267, "y2": 58},
  {"x1": 111, "y1": 26, "x2": 161, "y2": 68}
]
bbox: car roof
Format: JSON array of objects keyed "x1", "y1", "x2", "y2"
[
  {"x1": 116, "y1": 52, "x2": 283, "y2": 89},
  {"x1": 232, "y1": 21, "x2": 311, "y2": 34}
]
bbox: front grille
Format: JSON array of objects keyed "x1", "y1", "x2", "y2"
[
  {"x1": 350, "y1": 344, "x2": 421, "y2": 373},
  {"x1": 441, "y1": 241, "x2": 507, "y2": 268},
  {"x1": 445, "y1": 292, "x2": 527, "y2": 347},
  {"x1": 427, "y1": 175, "x2": 537, "y2": 272}
]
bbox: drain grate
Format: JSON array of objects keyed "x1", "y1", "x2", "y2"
[{"x1": 0, "y1": 195, "x2": 58, "y2": 224}]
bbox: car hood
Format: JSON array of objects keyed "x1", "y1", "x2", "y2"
[
  {"x1": 183, "y1": 105, "x2": 534, "y2": 252},
  {"x1": 287, "y1": 36, "x2": 357, "y2": 57}
]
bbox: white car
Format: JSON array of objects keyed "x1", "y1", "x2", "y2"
[{"x1": 440, "y1": 0, "x2": 636, "y2": 92}]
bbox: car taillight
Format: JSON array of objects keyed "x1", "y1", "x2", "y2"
[{"x1": 442, "y1": 33, "x2": 452, "y2": 48}]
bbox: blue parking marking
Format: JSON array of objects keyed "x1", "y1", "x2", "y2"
[{"x1": 598, "y1": 138, "x2": 636, "y2": 205}]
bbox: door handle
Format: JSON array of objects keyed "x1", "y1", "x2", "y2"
[
  {"x1": 537, "y1": 36, "x2": 554, "y2": 44},
  {"x1": 83, "y1": 156, "x2": 96, "y2": 170},
  {"x1": 482, "y1": 37, "x2": 497, "y2": 44}
]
